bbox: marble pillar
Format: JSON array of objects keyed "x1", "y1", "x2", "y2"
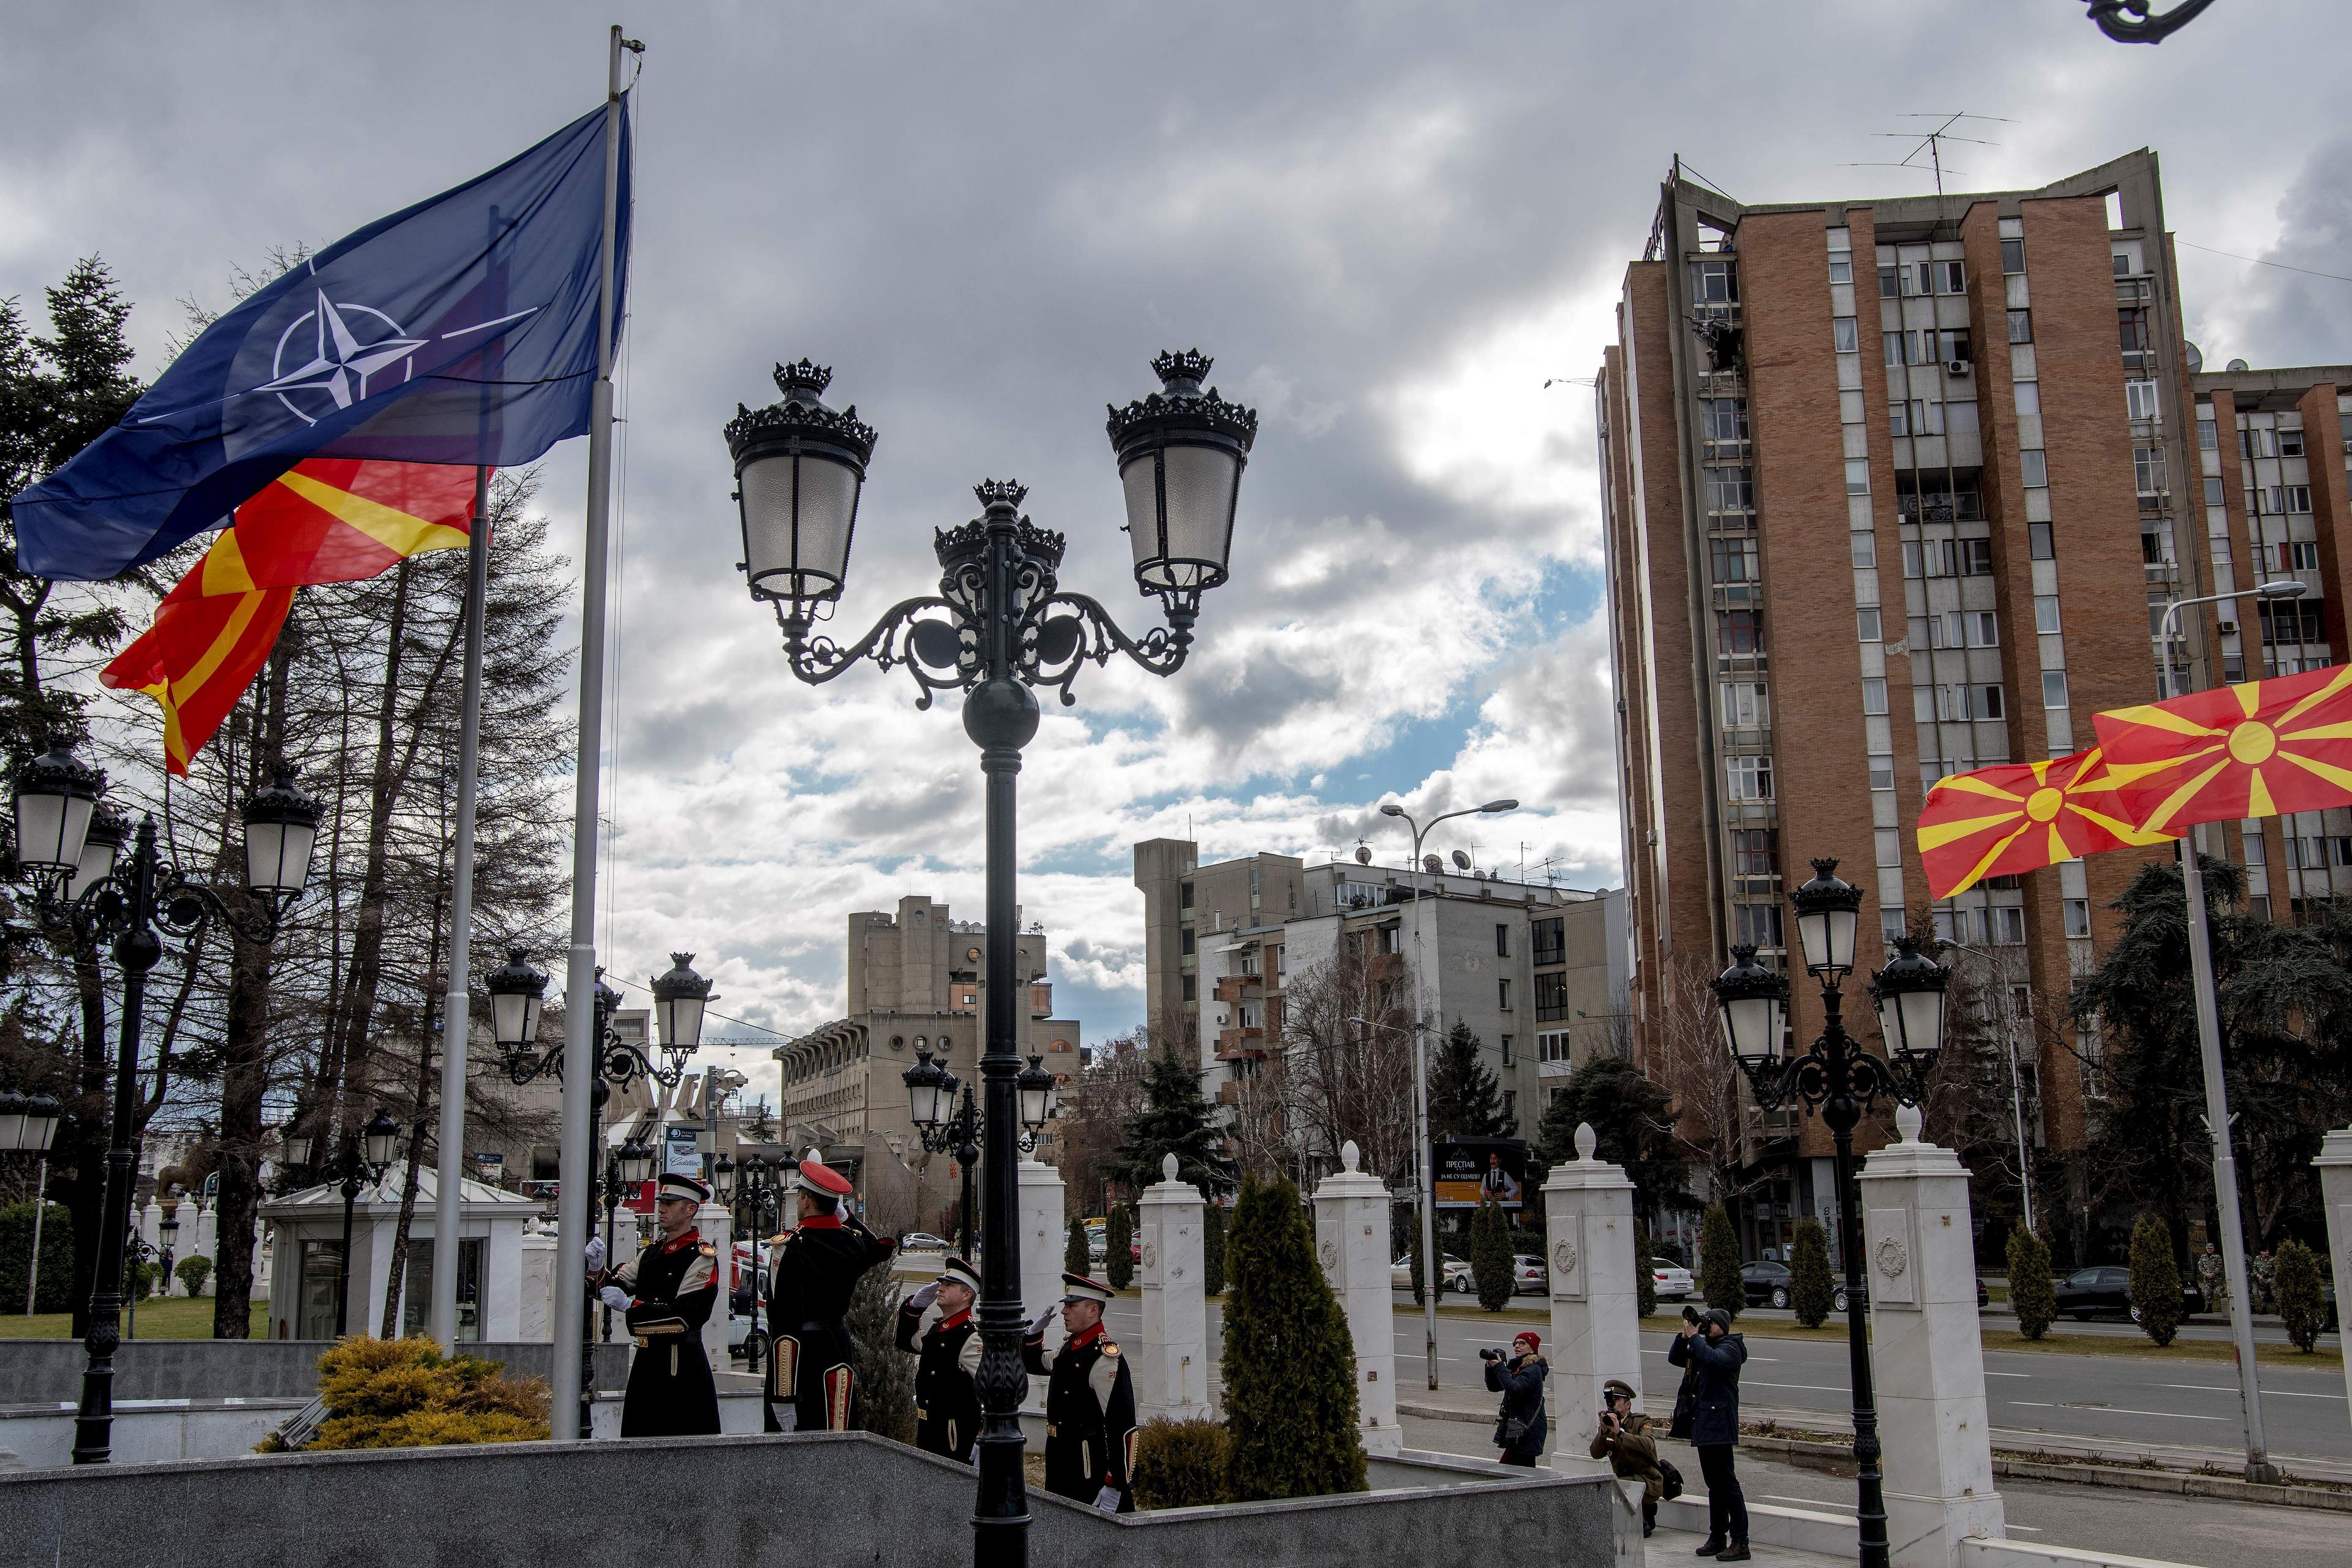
[
  {"x1": 1314, "y1": 1139, "x2": 1400, "y2": 1453},
  {"x1": 1017, "y1": 1156, "x2": 1068, "y2": 1412},
  {"x1": 1859, "y1": 1104, "x2": 2005, "y2": 1567},
  {"x1": 696, "y1": 1201, "x2": 731, "y2": 1371},
  {"x1": 2314, "y1": 1129, "x2": 2352, "y2": 1420},
  {"x1": 1137, "y1": 1153, "x2": 1209, "y2": 1422},
  {"x1": 1541, "y1": 1123, "x2": 1643, "y2": 1476}
]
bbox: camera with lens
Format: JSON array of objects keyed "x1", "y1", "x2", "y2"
[{"x1": 1477, "y1": 1346, "x2": 1504, "y2": 1363}]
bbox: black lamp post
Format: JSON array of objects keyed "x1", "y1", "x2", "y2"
[
  {"x1": 1710, "y1": 858, "x2": 1947, "y2": 1568},
  {"x1": 729, "y1": 350, "x2": 1248, "y2": 1568},
  {"x1": 325, "y1": 1109, "x2": 403, "y2": 1337},
  {"x1": 900, "y1": 1050, "x2": 1058, "y2": 1261},
  {"x1": 10, "y1": 740, "x2": 320, "y2": 1464}
]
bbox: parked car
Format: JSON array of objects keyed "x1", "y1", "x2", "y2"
[
  {"x1": 2051, "y1": 1265, "x2": 2204, "y2": 1322},
  {"x1": 898, "y1": 1231, "x2": 952, "y2": 1253},
  {"x1": 1512, "y1": 1254, "x2": 1548, "y2": 1295},
  {"x1": 1390, "y1": 1253, "x2": 1476, "y2": 1294},
  {"x1": 1741, "y1": 1260, "x2": 1794, "y2": 1309},
  {"x1": 1651, "y1": 1262, "x2": 1694, "y2": 1302}
]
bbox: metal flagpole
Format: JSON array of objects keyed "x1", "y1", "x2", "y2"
[
  {"x1": 551, "y1": 21, "x2": 635, "y2": 1439},
  {"x1": 429, "y1": 466, "x2": 492, "y2": 1350}
]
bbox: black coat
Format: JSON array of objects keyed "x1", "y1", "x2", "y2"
[
  {"x1": 766, "y1": 1214, "x2": 894, "y2": 1430},
  {"x1": 603, "y1": 1231, "x2": 720, "y2": 1438},
  {"x1": 897, "y1": 1298, "x2": 982, "y2": 1460},
  {"x1": 1484, "y1": 1352, "x2": 1548, "y2": 1460},
  {"x1": 1023, "y1": 1324, "x2": 1137, "y2": 1510},
  {"x1": 1667, "y1": 1330, "x2": 1747, "y2": 1447}
]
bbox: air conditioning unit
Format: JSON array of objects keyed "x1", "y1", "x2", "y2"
[
  {"x1": 2217, "y1": 620, "x2": 2237, "y2": 635},
  {"x1": 1945, "y1": 359, "x2": 1973, "y2": 377}
]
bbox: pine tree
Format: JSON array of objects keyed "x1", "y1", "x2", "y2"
[
  {"x1": 2007, "y1": 1225, "x2": 2056, "y2": 1341},
  {"x1": 1536, "y1": 1056, "x2": 1680, "y2": 1207},
  {"x1": 1634, "y1": 1216, "x2": 1658, "y2": 1319},
  {"x1": 1106, "y1": 1205, "x2": 1134, "y2": 1290},
  {"x1": 1109, "y1": 1044, "x2": 1232, "y2": 1196},
  {"x1": 1699, "y1": 1203, "x2": 1743, "y2": 1317},
  {"x1": 1789, "y1": 1218, "x2": 1833, "y2": 1327},
  {"x1": 1220, "y1": 1176, "x2": 1366, "y2": 1500},
  {"x1": 1202, "y1": 1201, "x2": 1227, "y2": 1296},
  {"x1": 2273, "y1": 1240, "x2": 2326, "y2": 1352},
  {"x1": 1066, "y1": 1216, "x2": 1090, "y2": 1278},
  {"x1": 2127, "y1": 1213, "x2": 2183, "y2": 1346},
  {"x1": 1427, "y1": 1020, "x2": 1508, "y2": 1139},
  {"x1": 1470, "y1": 1197, "x2": 1514, "y2": 1311}
]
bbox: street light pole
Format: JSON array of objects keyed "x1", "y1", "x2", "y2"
[
  {"x1": 733, "y1": 351, "x2": 1251, "y2": 1568},
  {"x1": 1376, "y1": 797, "x2": 1516, "y2": 1390}
]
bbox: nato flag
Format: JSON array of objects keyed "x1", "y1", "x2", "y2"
[{"x1": 14, "y1": 99, "x2": 630, "y2": 582}]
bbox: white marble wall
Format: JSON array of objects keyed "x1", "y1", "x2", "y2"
[
  {"x1": 1314, "y1": 1140, "x2": 1400, "y2": 1453},
  {"x1": 1542, "y1": 1123, "x2": 1643, "y2": 1477},
  {"x1": 519, "y1": 1229, "x2": 557, "y2": 1341},
  {"x1": 1860, "y1": 1105, "x2": 2006, "y2": 1567},
  {"x1": 1138, "y1": 1154, "x2": 1210, "y2": 1422},
  {"x1": 1017, "y1": 1156, "x2": 1068, "y2": 1412},
  {"x1": 2315, "y1": 1129, "x2": 2352, "y2": 1419},
  {"x1": 697, "y1": 1200, "x2": 733, "y2": 1369}
]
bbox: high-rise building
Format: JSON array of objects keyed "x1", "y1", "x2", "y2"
[{"x1": 1598, "y1": 151, "x2": 2207, "y2": 1248}]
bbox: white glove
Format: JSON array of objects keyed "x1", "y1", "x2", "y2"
[
  {"x1": 585, "y1": 1237, "x2": 606, "y2": 1272},
  {"x1": 1093, "y1": 1485, "x2": 1121, "y2": 1513},
  {"x1": 775, "y1": 1405, "x2": 798, "y2": 1433},
  {"x1": 908, "y1": 1281, "x2": 940, "y2": 1313},
  {"x1": 598, "y1": 1286, "x2": 631, "y2": 1313},
  {"x1": 1030, "y1": 1307, "x2": 1058, "y2": 1336},
  {"x1": 972, "y1": 1448, "x2": 984, "y2": 1474}
]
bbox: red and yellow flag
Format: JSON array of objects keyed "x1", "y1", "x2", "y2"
[
  {"x1": 103, "y1": 461, "x2": 479, "y2": 775},
  {"x1": 1915, "y1": 748, "x2": 2177, "y2": 900},
  {"x1": 2090, "y1": 663, "x2": 2352, "y2": 836}
]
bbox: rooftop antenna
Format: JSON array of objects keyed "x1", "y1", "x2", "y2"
[{"x1": 1844, "y1": 112, "x2": 2012, "y2": 197}]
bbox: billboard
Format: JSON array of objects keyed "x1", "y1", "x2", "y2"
[{"x1": 1433, "y1": 1136, "x2": 1528, "y2": 1210}]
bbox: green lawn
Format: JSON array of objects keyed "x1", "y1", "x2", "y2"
[{"x1": 0, "y1": 1296, "x2": 269, "y2": 1340}]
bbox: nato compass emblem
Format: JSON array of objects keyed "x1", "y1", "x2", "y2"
[{"x1": 245, "y1": 288, "x2": 541, "y2": 426}]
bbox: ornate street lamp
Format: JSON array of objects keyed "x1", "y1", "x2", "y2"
[
  {"x1": 10, "y1": 741, "x2": 317, "y2": 1464},
  {"x1": 330, "y1": 1108, "x2": 404, "y2": 1338},
  {"x1": 1711, "y1": 858, "x2": 1947, "y2": 1568},
  {"x1": 486, "y1": 950, "x2": 549, "y2": 1062},
  {"x1": 652, "y1": 952, "x2": 714, "y2": 1063},
  {"x1": 1016, "y1": 1054, "x2": 1058, "y2": 1134},
  {"x1": 733, "y1": 349, "x2": 1254, "y2": 1565}
]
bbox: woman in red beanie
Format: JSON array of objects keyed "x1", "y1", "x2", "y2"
[{"x1": 1483, "y1": 1330, "x2": 1548, "y2": 1466}]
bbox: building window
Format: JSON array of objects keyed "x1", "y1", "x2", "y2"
[
  {"x1": 1705, "y1": 466, "x2": 1754, "y2": 514},
  {"x1": 2007, "y1": 308, "x2": 2032, "y2": 343},
  {"x1": 1991, "y1": 907, "x2": 2027, "y2": 944},
  {"x1": 2277, "y1": 485, "x2": 2313, "y2": 514},
  {"x1": 1494, "y1": 923, "x2": 1510, "y2": 958},
  {"x1": 1498, "y1": 978, "x2": 1512, "y2": 1011},
  {"x1": 2034, "y1": 595, "x2": 2062, "y2": 634},
  {"x1": 1721, "y1": 680, "x2": 1769, "y2": 728},
  {"x1": 1869, "y1": 754, "x2": 1896, "y2": 790},
  {"x1": 1534, "y1": 972, "x2": 1568, "y2": 1022},
  {"x1": 1858, "y1": 606, "x2": 1883, "y2": 642},
  {"x1": 1732, "y1": 827, "x2": 1779, "y2": 878},
  {"x1": 1727, "y1": 756, "x2": 1774, "y2": 802},
  {"x1": 1501, "y1": 1090, "x2": 1517, "y2": 1133},
  {"x1": 2125, "y1": 380, "x2": 2162, "y2": 420},
  {"x1": 1710, "y1": 535, "x2": 1760, "y2": 590},
  {"x1": 1179, "y1": 880, "x2": 1194, "y2": 907},
  {"x1": 1958, "y1": 538, "x2": 1994, "y2": 576},
  {"x1": 1852, "y1": 532, "x2": 1876, "y2": 567},
  {"x1": 1532, "y1": 916, "x2": 1564, "y2": 967},
  {"x1": 1976, "y1": 684, "x2": 2006, "y2": 719},
  {"x1": 2015, "y1": 381, "x2": 2040, "y2": 415},
  {"x1": 1833, "y1": 316, "x2": 1858, "y2": 353},
  {"x1": 2037, "y1": 669, "x2": 2068, "y2": 710},
  {"x1": 1862, "y1": 676, "x2": 1888, "y2": 714},
  {"x1": 2020, "y1": 450, "x2": 2048, "y2": 488},
  {"x1": 1689, "y1": 260, "x2": 1739, "y2": 304},
  {"x1": 2118, "y1": 312, "x2": 2150, "y2": 356},
  {"x1": 1966, "y1": 611, "x2": 1999, "y2": 647},
  {"x1": 1846, "y1": 459, "x2": 1872, "y2": 496},
  {"x1": 2000, "y1": 238, "x2": 2026, "y2": 274},
  {"x1": 2198, "y1": 413, "x2": 2218, "y2": 450},
  {"x1": 1180, "y1": 975, "x2": 1196, "y2": 1001},
  {"x1": 1180, "y1": 926, "x2": 1195, "y2": 956},
  {"x1": 1538, "y1": 1031, "x2": 1572, "y2": 1064},
  {"x1": 2029, "y1": 523, "x2": 2054, "y2": 560},
  {"x1": 1733, "y1": 902, "x2": 1784, "y2": 949},
  {"x1": 1700, "y1": 398, "x2": 1749, "y2": 443},
  {"x1": 1883, "y1": 331, "x2": 1904, "y2": 368},
  {"x1": 1717, "y1": 609, "x2": 1763, "y2": 655},
  {"x1": 2063, "y1": 899, "x2": 2091, "y2": 938},
  {"x1": 2203, "y1": 475, "x2": 2226, "y2": 507},
  {"x1": 2290, "y1": 541, "x2": 2320, "y2": 570},
  {"x1": 1879, "y1": 265, "x2": 1900, "y2": 299},
  {"x1": 1501, "y1": 1034, "x2": 1515, "y2": 1066},
  {"x1": 1829, "y1": 252, "x2": 1853, "y2": 284},
  {"x1": 2242, "y1": 426, "x2": 2277, "y2": 459}
]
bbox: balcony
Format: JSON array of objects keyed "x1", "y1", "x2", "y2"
[
  {"x1": 1216, "y1": 1027, "x2": 1267, "y2": 1060},
  {"x1": 1212, "y1": 973, "x2": 1264, "y2": 1004}
]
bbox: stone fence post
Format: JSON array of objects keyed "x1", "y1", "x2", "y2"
[
  {"x1": 1137, "y1": 1154, "x2": 1208, "y2": 1423},
  {"x1": 1860, "y1": 1104, "x2": 2005, "y2": 1567},
  {"x1": 697, "y1": 1200, "x2": 732, "y2": 1373},
  {"x1": 2315, "y1": 1129, "x2": 2352, "y2": 1420},
  {"x1": 1541, "y1": 1124, "x2": 1642, "y2": 1474},
  {"x1": 1018, "y1": 1156, "x2": 1066, "y2": 1412},
  {"x1": 1314, "y1": 1139, "x2": 1400, "y2": 1454}
]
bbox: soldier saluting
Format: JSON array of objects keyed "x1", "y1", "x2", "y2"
[
  {"x1": 1022, "y1": 1272, "x2": 1137, "y2": 1513},
  {"x1": 764, "y1": 1150, "x2": 894, "y2": 1432},
  {"x1": 585, "y1": 1172, "x2": 721, "y2": 1437},
  {"x1": 895, "y1": 1253, "x2": 983, "y2": 1462}
]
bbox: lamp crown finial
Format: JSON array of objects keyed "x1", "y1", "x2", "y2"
[
  {"x1": 1152, "y1": 348, "x2": 1215, "y2": 390},
  {"x1": 1809, "y1": 856, "x2": 1841, "y2": 878},
  {"x1": 973, "y1": 478, "x2": 1028, "y2": 511},
  {"x1": 772, "y1": 358, "x2": 832, "y2": 399}
]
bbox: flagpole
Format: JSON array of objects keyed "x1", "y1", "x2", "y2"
[
  {"x1": 429, "y1": 465, "x2": 492, "y2": 1351},
  {"x1": 551, "y1": 21, "x2": 634, "y2": 1441}
]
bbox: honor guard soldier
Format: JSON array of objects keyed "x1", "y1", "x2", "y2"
[
  {"x1": 764, "y1": 1150, "x2": 894, "y2": 1432},
  {"x1": 1022, "y1": 1272, "x2": 1137, "y2": 1513},
  {"x1": 896, "y1": 1253, "x2": 984, "y2": 1461},
  {"x1": 585, "y1": 1171, "x2": 722, "y2": 1437}
]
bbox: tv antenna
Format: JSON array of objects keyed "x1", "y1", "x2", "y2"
[{"x1": 1844, "y1": 112, "x2": 2011, "y2": 197}]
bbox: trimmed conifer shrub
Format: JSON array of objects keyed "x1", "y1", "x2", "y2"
[
  {"x1": 1699, "y1": 1204, "x2": 1743, "y2": 1318},
  {"x1": 1066, "y1": 1216, "x2": 1089, "y2": 1278},
  {"x1": 2128, "y1": 1214, "x2": 2183, "y2": 1347},
  {"x1": 1203, "y1": 1202, "x2": 1227, "y2": 1296},
  {"x1": 2274, "y1": 1240, "x2": 2326, "y2": 1353},
  {"x1": 1221, "y1": 1176, "x2": 1366, "y2": 1501},
  {"x1": 1471, "y1": 1197, "x2": 1514, "y2": 1311},
  {"x1": 1133, "y1": 1415, "x2": 1233, "y2": 1509},
  {"x1": 1634, "y1": 1218, "x2": 1658, "y2": 1319},
  {"x1": 0, "y1": 1201, "x2": 76, "y2": 1314},
  {"x1": 277, "y1": 1336, "x2": 549, "y2": 1450},
  {"x1": 1106, "y1": 1205, "x2": 1134, "y2": 1290},
  {"x1": 2006, "y1": 1224, "x2": 2056, "y2": 1341},
  {"x1": 1789, "y1": 1218, "x2": 1834, "y2": 1327},
  {"x1": 175, "y1": 1255, "x2": 214, "y2": 1298},
  {"x1": 848, "y1": 1256, "x2": 916, "y2": 1442}
]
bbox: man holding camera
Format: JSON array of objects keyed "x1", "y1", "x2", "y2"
[
  {"x1": 1589, "y1": 1378, "x2": 1668, "y2": 1537},
  {"x1": 1667, "y1": 1307, "x2": 1749, "y2": 1561},
  {"x1": 1480, "y1": 1331, "x2": 1547, "y2": 1466}
]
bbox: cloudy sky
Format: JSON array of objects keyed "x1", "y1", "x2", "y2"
[{"x1": 8, "y1": 2, "x2": 2350, "y2": 1105}]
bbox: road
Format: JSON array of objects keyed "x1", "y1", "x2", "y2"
[{"x1": 1103, "y1": 1298, "x2": 2352, "y2": 1464}]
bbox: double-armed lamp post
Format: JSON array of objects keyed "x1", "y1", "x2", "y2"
[
  {"x1": 9, "y1": 739, "x2": 322, "y2": 1464},
  {"x1": 723, "y1": 349, "x2": 1253, "y2": 1567},
  {"x1": 902, "y1": 1047, "x2": 1061, "y2": 1258},
  {"x1": 1710, "y1": 859, "x2": 1948, "y2": 1568}
]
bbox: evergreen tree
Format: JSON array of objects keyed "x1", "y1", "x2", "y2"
[
  {"x1": 1219, "y1": 1176, "x2": 1366, "y2": 1501},
  {"x1": 2273, "y1": 1239, "x2": 2326, "y2": 1352},
  {"x1": 1789, "y1": 1218, "x2": 1833, "y2": 1327},
  {"x1": 1202, "y1": 1201, "x2": 1226, "y2": 1296},
  {"x1": 1106, "y1": 1205, "x2": 1134, "y2": 1290},
  {"x1": 1470, "y1": 1197, "x2": 1514, "y2": 1311},
  {"x1": 2127, "y1": 1213, "x2": 2182, "y2": 1347},
  {"x1": 1634, "y1": 1216, "x2": 1657, "y2": 1319},
  {"x1": 1109, "y1": 1045, "x2": 1232, "y2": 1196},
  {"x1": 1536, "y1": 1057, "x2": 1683, "y2": 1208},
  {"x1": 1428, "y1": 1020, "x2": 1509, "y2": 1139},
  {"x1": 2007, "y1": 1225, "x2": 2056, "y2": 1341},
  {"x1": 1066, "y1": 1216, "x2": 1089, "y2": 1278},
  {"x1": 1699, "y1": 1203, "x2": 1743, "y2": 1317},
  {"x1": 846, "y1": 1257, "x2": 914, "y2": 1442}
]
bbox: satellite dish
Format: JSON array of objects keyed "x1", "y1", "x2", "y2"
[
  {"x1": 1354, "y1": 844, "x2": 1371, "y2": 865},
  {"x1": 2183, "y1": 341, "x2": 2204, "y2": 374},
  {"x1": 2226, "y1": 358, "x2": 2251, "y2": 372},
  {"x1": 1450, "y1": 850, "x2": 1472, "y2": 871},
  {"x1": 1422, "y1": 854, "x2": 1444, "y2": 875}
]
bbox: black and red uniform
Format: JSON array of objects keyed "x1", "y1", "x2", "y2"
[
  {"x1": 1023, "y1": 1318, "x2": 1137, "y2": 1511},
  {"x1": 595, "y1": 1229, "x2": 720, "y2": 1437},
  {"x1": 764, "y1": 1210, "x2": 893, "y2": 1431}
]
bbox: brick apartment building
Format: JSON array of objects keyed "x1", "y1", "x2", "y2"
[{"x1": 1593, "y1": 149, "x2": 2289, "y2": 1256}]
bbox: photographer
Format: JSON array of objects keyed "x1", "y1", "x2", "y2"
[
  {"x1": 1667, "y1": 1307, "x2": 1749, "y2": 1561},
  {"x1": 1480, "y1": 1331, "x2": 1547, "y2": 1467},
  {"x1": 1589, "y1": 1378, "x2": 1668, "y2": 1537}
]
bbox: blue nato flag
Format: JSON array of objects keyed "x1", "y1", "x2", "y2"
[{"x1": 13, "y1": 99, "x2": 631, "y2": 582}]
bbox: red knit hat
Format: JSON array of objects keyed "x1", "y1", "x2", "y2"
[{"x1": 1513, "y1": 1330, "x2": 1540, "y2": 1352}]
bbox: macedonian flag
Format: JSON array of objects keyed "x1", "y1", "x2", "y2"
[
  {"x1": 1915, "y1": 748, "x2": 2177, "y2": 900},
  {"x1": 2091, "y1": 663, "x2": 2352, "y2": 836},
  {"x1": 103, "y1": 461, "x2": 480, "y2": 775}
]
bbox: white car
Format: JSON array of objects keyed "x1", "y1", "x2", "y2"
[
  {"x1": 1512, "y1": 1254, "x2": 1549, "y2": 1295},
  {"x1": 1652, "y1": 1263, "x2": 1694, "y2": 1302},
  {"x1": 1391, "y1": 1254, "x2": 1476, "y2": 1294}
]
